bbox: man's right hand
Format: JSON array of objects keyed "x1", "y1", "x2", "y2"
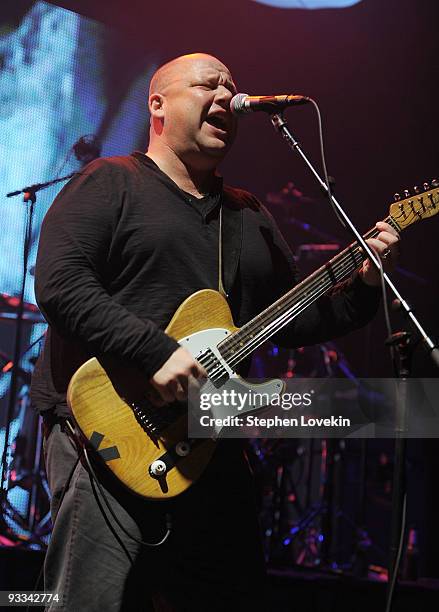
[{"x1": 149, "y1": 346, "x2": 206, "y2": 406}]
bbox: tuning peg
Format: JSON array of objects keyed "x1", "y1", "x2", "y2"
[
  {"x1": 431, "y1": 178, "x2": 439, "y2": 188},
  {"x1": 393, "y1": 193, "x2": 401, "y2": 201},
  {"x1": 403, "y1": 189, "x2": 411, "y2": 198},
  {"x1": 423, "y1": 182, "x2": 430, "y2": 191},
  {"x1": 413, "y1": 185, "x2": 420, "y2": 194}
]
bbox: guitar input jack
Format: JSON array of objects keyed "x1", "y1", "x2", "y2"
[{"x1": 149, "y1": 459, "x2": 167, "y2": 478}]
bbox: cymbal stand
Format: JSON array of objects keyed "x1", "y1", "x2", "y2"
[
  {"x1": 0, "y1": 189, "x2": 36, "y2": 536},
  {"x1": 2, "y1": 174, "x2": 73, "y2": 542}
]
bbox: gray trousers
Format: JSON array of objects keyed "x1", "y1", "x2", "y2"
[{"x1": 43, "y1": 422, "x2": 267, "y2": 611}]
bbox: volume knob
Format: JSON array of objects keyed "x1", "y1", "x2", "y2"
[{"x1": 176, "y1": 441, "x2": 191, "y2": 457}]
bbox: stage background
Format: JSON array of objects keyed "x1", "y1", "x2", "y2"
[{"x1": 0, "y1": 0, "x2": 438, "y2": 574}]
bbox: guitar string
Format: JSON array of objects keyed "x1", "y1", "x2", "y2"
[
  {"x1": 149, "y1": 203, "x2": 433, "y2": 425},
  {"x1": 199, "y1": 202, "x2": 432, "y2": 378},
  {"x1": 223, "y1": 274, "x2": 362, "y2": 374},
  {"x1": 222, "y1": 252, "x2": 361, "y2": 360},
  {"x1": 206, "y1": 211, "x2": 415, "y2": 378},
  {"x1": 202, "y1": 246, "x2": 367, "y2": 381},
  {"x1": 219, "y1": 200, "x2": 436, "y2": 373},
  {"x1": 221, "y1": 244, "x2": 383, "y2": 374},
  {"x1": 208, "y1": 275, "x2": 356, "y2": 380},
  {"x1": 222, "y1": 199, "x2": 430, "y2": 361},
  {"x1": 214, "y1": 227, "x2": 386, "y2": 373},
  {"x1": 219, "y1": 217, "x2": 396, "y2": 357},
  {"x1": 143, "y1": 202, "x2": 436, "y2": 427}
]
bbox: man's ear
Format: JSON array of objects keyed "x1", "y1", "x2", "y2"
[{"x1": 149, "y1": 93, "x2": 165, "y2": 119}]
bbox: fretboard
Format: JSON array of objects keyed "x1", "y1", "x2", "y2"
[{"x1": 218, "y1": 215, "x2": 400, "y2": 370}]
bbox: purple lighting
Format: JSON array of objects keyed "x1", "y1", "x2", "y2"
[{"x1": 252, "y1": 0, "x2": 362, "y2": 8}]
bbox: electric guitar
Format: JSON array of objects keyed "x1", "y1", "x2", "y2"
[{"x1": 67, "y1": 183, "x2": 439, "y2": 499}]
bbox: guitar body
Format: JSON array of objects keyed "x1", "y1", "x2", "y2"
[{"x1": 67, "y1": 289, "x2": 284, "y2": 500}]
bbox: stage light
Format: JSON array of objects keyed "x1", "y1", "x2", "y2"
[{"x1": 252, "y1": 0, "x2": 362, "y2": 8}]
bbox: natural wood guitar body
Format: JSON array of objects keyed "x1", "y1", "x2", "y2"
[{"x1": 67, "y1": 290, "x2": 238, "y2": 500}]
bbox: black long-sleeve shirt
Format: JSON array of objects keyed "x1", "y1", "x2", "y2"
[{"x1": 30, "y1": 152, "x2": 381, "y2": 417}]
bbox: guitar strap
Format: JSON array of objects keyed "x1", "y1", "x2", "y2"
[{"x1": 218, "y1": 194, "x2": 243, "y2": 299}]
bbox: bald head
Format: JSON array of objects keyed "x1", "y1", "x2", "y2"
[
  {"x1": 149, "y1": 53, "x2": 232, "y2": 97},
  {"x1": 146, "y1": 52, "x2": 238, "y2": 173}
]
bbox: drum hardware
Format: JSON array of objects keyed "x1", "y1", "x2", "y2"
[
  {"x1": 0, "y1": 347, "x2": 50, "y2": 546},
  {"x1": 2, "y1": 140, "x2": 99, "y2": 545},
  {"x1": 0, "y1": 350, "x2": 32, "y2": 385},
  {"x1": 250, "y1": 326, "x2": 379, "y2": 571}
]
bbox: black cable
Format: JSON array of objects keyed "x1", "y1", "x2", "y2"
[
  {"x1": 66, "y1": 421, "x2": 172, "y2": 549},
  {"x1": 308, "y1": 98, "x2": 346, "y2": 231},
  {"x1": 27, "y1": 415, "x2": 173, "y2": 609},
  {"x1": 384, "y1": 493, "x2": 407, "y2": 612},
  {"x1": 309, "y1": 97, "x2": 396, "y2": 367},
  {"x1": 52, "y1": 147, "x2": 74, "y2": 182},
  {"x1": 19, "y1": 330, "x2": 46, "y2": 357},
  {"x1": 309, "y1": 98, "x2": 403, "y2": 597},
  {"x1": 83, "y1": 445, "x2": 172, "y2": 548},
  {"x1": 87, "y1": 457, "x2": 134, "y2": 566}
]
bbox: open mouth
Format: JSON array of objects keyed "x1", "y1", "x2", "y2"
[{"x1": 205, "y1": 114, "x2": 228, "y2": 132}]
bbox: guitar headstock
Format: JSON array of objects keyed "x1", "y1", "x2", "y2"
[{"x1": 390, "y1": 180, "x2": 439, "y2": 230}]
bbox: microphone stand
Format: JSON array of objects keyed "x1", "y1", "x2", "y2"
[
  {"x1": 269, "y1": 112, "x2": 439, "y2": 608},
  {"x1": 383, "y1": 331, "x2": 413, "y2": 611},
  {"x1": 6, "y1": 173, "x2": 76, "y2": 199},
  {"x1": 270, "y1": 112, "x2": 439, "y2": 365},
  {"x1": 0, "y1": 173, "x2": 75, "y2": 539}
]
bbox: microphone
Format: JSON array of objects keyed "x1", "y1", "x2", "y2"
[{"x1": 230, "y1": 92, "x2": 311, "y2": 116}]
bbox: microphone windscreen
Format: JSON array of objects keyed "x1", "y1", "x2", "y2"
[{"x1": 230, "y1": 93, "x2": 249, "y2": 116}]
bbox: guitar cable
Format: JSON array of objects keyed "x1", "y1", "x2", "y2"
[
  {"x1": 65, "y1": 420, "x2": 172, "y2": 554},
  {"x1": 384, "y1": 493, "x2": 407, "y2": 612},
  {"x1": 312, "y1": 98, "x2": 405, "y2": 611},
  {"x1": 310, "y1": 97, "x2": 396, "y2": 361},
  {"x1": 85, "y1": 452, "x2": 135, "y2": 566},
  {"x1": 28, "y1": 417, "x2": 171, "y2": 608},
  {"x1": 308, "y1": 97, "x2": 347, "y2": 233}
]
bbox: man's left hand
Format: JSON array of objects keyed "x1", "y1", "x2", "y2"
[{"x1": 360, "y1": 221, "x2": 400, "y2": 287}]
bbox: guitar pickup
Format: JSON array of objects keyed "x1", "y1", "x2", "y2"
[{"x1": 196, "y1": 348, "x2": 229, "y2": 388}]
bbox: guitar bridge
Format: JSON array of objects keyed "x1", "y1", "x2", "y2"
[{"x1": 130, "y1": 401, "x2": 161, "y2": 437}]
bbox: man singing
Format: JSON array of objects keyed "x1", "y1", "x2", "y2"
[{"x1": 31, "y1": 53, "x2": 399, "y2": 611}]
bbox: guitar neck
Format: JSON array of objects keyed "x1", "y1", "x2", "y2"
[{"x1": 218, "y1": 215, "x2": 400, "y2": 370}]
